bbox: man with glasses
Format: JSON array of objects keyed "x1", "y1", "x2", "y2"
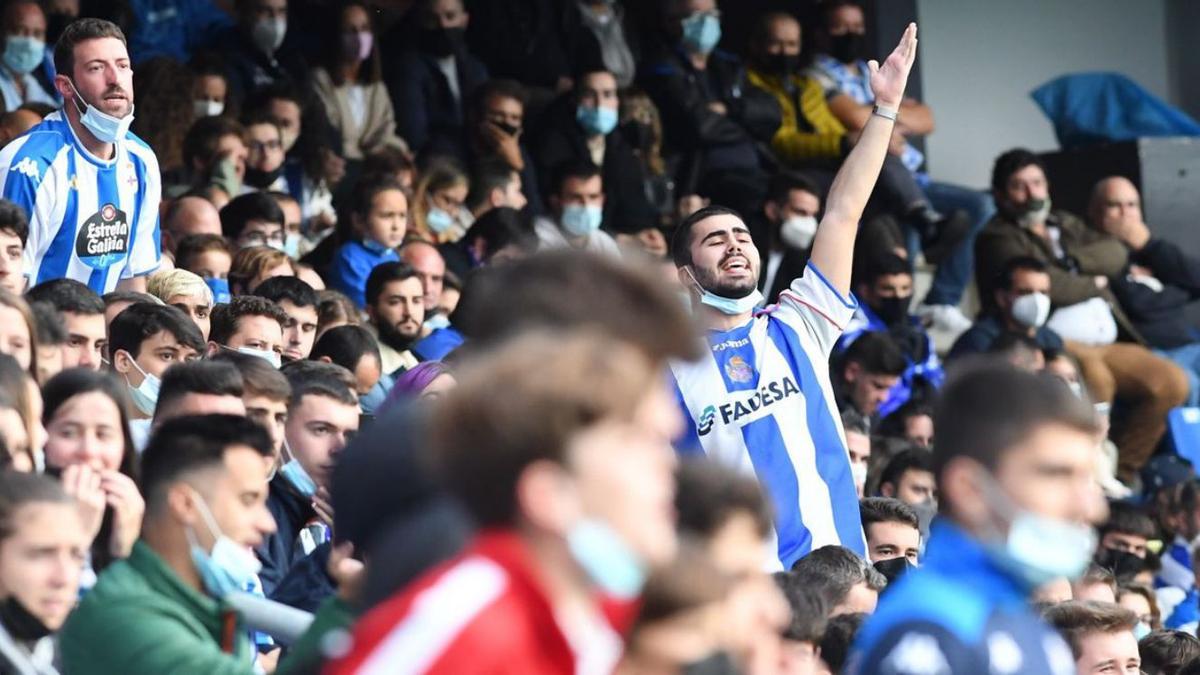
[
  {"x1": 242, "y1": 111, "x2": 287, "y2": 192},
  {"x1": 219, "y1": 191, "x2": 287, "y2": 251}
]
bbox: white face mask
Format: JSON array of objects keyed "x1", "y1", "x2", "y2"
[
  {"x1": 193, "y1": 99, "x2": 224, "y2": 118},
  {"x1": 779, "y1": 215, "x2": 818, "y2": 251},
  {"x1": 1010, "y1": 291, "x2": 1051, "y2": 329}
]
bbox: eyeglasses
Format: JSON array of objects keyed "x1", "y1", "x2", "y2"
[
  {"x1": 241, "y1": 230, "x2": 285, "y2": 246},
  {"x1": 248, "y1": 139, "x2": 283, "y2": 153}
]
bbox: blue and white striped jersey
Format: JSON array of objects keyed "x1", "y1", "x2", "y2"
[
  {"x1": 671, "y1": 263, "x2": 867, "y2": 568},
  {"x1": 0, "y1": 110, "x2": 161, "y2": 293}
]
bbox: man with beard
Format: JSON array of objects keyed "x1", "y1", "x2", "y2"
[
  {"x1": 669, "y1": 23, "x2": 918, "y2": 568},
  {"x1": 365, "y1": 261, "x2": 425, "y2": 378}
]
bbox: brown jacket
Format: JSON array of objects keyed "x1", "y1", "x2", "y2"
[{"x1": 974, "y1": 209, "x2": 1145, "y2": 343}]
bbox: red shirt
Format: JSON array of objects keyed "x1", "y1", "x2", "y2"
[{"x1": 325, "y1": 531, "x2": 632, "y2": 675}]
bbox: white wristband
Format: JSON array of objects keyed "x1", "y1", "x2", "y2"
[{"x1": 872, "y1": 105, "x2": 898, "y2": 121}]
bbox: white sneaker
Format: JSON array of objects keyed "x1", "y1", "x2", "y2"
[{"x1": 917, "y1": 304, "x2": 973, "y2": 336}]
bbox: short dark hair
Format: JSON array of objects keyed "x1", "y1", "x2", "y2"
[
  {"x1": 0, "y1": 472, "x2": 73, "y2": 540},
  {"x1": 470, "y1": 79, "x2": 527, "y2": 119},
  {"x1": 281, "y1": 360, "x2": 357, "y2": 409},
  {"x1": 208, "y1": 351, "x2": 291, "y2": 401},
  {"x1": 991, "y1": 148, "x2": 1047, "y2": 195},
  {"x1": 820, "y1": 613, "x2": 867, "y2": 673},
  {"x1": 675, "y1": 459, "x2": 773, "y2": 540},
  {"x1": 551, "y1": 159, "x2": 602, "y2": 198},
  {"x1": 108, "y1": 303, "x2": 205, "y2": 360},
  {"x1": 174, "y1": 233, "x2": 233, "y2": 273},
  {"x1": 351, "y1": 173, "x2": 406, "y2": 219},
  {"x1": 1043, "y1": 601, "x2": 1137, "y2": 660},
  {"x1": 840, "y1": 331, "x2": 906, "y2": 377},
  {"x1": 25, "y1": 278, "x2": 104, "y2": 315},
  {"x1": 670, "y1": 205, "x2": 744, "y2": 268},
  {"x1": 1100, "y1": 501, "x2": 1158, "y2": 541},
  {"x1": 461, "y1": 207, "x2": 538, "y2": 262},
  {"x1": 467, "y1": 158, "x2": 519, "y2": 211},
  {"x1": 365, "y1": 261, "x2": 420, "y2": 308},
  {"x1": 102, "y1": 291, "x2": 158, "y2": 309},
  {"x1": 156, "y1": 361, "x2": 244, "y2": 419},
  {"x1": 934, "y1": 359, "x2": 1099, "y2": 497},
  {"x1": 0, "y1": 199, "x2": 28, "y2": 245},
  {"x1": 860, "y1": 253, "x2": 913, "y2": 286},
  {"x1": 220, "y1": 192, "x2": 285, "y2": 240},
  {"x1": 766, "y1": 171, "x2": 821, "y2": 209},
  {"x1": 252, "y1": 276, "x2": 317, "y2": 308},
  {"x1": 182, "y1": 116, "x2": 245, "y2": 170},
  {"x1": 878, "y1": 448, "x2": 934, "y2": 494},
  {"x1": 1140, "y1": 630, "x2": 1200, "y2": 675},
  {"x1": 209, "y1": 296, "x2": 288, "y2": 346},
  {"x1": 311, "y1": 325, "x2": 380, "y2": 374},
  {"x1": 28, "y1": 301, "x2": 66, "y2": 346},
  {"x1": 875, "y1": 398, "x2": 934, "y2": 440},
  {"x1": 998, "y1": 255, "x2": 1049, "y2": 291},
  {"x1": 772, "y1": 571, "x2": 829, "y2": 643},
  {"x1": 860, "y1": 496, "x2": 919, "y2": 531},
  {"x1": 790, "y1": 545, "x2": 887, "y2": 607},
  {"x1": 841, "y1": 408, "x2": 870, "y2": 437},
  {"x1": 53, "y1": 18, "x2": 126, "y2": 78},
  {"x1": 140, "y1": 414, "x2": 272, "y2": 510}
]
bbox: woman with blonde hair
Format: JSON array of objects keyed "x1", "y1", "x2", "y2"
[
  {"x1": 229, "y1": 246, "x2": 293, "y2": 297},
  {"x1": 146, "y1": 269, "x2": 216, "y2": 341},
  {"x1": 411, "y1": 161, "x2": 473, "y2": 244}
]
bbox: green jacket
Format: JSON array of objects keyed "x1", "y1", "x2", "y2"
[
  {"x1": 59, "y1": 540, "x2": 256, "y2": 675},
  {"x1": 275, "y1": 596, "x2": 355, "y2": 675}
]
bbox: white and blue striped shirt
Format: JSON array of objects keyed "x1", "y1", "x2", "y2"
[
  {"x1": 671, "y1": 263, "x2": 867, "y2": 568},
  {"x1": 0, "y1": 110, "x2": 161, "y2": 293}
]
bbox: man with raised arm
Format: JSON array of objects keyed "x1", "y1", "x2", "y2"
[{"x1": 670, "y1": 23, "x2": 918, "y2": 569}]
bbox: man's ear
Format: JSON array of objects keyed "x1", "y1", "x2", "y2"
[
  {"x1": 164, "y1": 482, "x2": 200, "y2": 530},
  {"x1": 843, "y1": 360, "x2": 862, "y2": 384},
  {"x1": 54, "y1": 75, "x2": 75, "y2": 105},
  {"x1": 111, "y1": 349, "x2": 132, "y2": 374},
  {"x1": 514, "y1": 460, "x2": 577, "y2": 537},
  {"x1": 206, "y1": 341, "x2": 221, "y2": 357},
  {"x1": 317, "y1": 355, "x2": 332, "y2": 364},
  {"x1": 764, "y1": 200, "x2": 780, "y2": 224}
]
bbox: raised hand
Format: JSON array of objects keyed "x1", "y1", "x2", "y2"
[
  {"x1": 102, "y1": 470, "x2": 145, "y2": 558},
  {"x1": 63, "y1": 464, "x2": 106, "y2": 543},
  {"x1": 868, "y1": 23, "x2": 918, "y2": 109}
]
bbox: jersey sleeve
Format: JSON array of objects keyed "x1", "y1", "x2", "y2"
[
  {"x1": 123, "y1": 149, "x2": 162, "y2": 278},
  {"x1": 847, "y1": 621, "x2": 984, "y2": 675},
  {"x1": 0, "y1": 134, "x2": 57, "y2": 282},
  {"x1": 774, "y1": 262, "x2": 859, "y2": 356}
]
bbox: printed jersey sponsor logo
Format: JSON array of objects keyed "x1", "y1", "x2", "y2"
[
  {"x1": 697, "y1": 376, "x2": 800, "y2": 435},
  {"x1": 75, "y1": 203, "x2": 130, "y2": 270}
]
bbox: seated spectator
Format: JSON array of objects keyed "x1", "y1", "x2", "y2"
[
  {"x1": 463, "y1": 79, "x2": 543, "y2": 213},
  {"x1": 1140, "y1": 630, "x2": 1200, "y2": 675},
  {"x1": 1118, "y1": 583, "x2": 1162, "y2": 636},
  {"x1": 141, "y1": 359, "x2": 247, "y2": 456},
  {"x1": 875, "y1": 397, "x2": 934, "y2": 448},
  {"x1": 206, "y1": 295, "x2": 287, "y2": 367},
  {"x1": 442, "y1": 206, "x2": 538, "y2": 279},
  {"x1": 229, "y1": 246, "x2": 292, "y2": 297},
  {"x1": 130, "y1": 57, "x2": 195, "y2": 179},
  {"x1": 641, "y1": 0, "x2": 780, "y2": 218},
  {"x1": 28, "y1": 300, "x2": 64, "y2": 384},
  {"x1": 388, "y1": 0, "x2": 487, "y2": 160},
  {"x1": 1096, "y1": 501, "x2": 1158, "y2": 575},
  {"x1": 751, "y1": 172, "x2": 822, "y2": 302},
  {"x1": 833, "y1": 331, "x2": 906, "y2": 422},
  {"x1": 398, "y1": 240, "x2": 447, "y2": 329},
  {"x1": 410, "y1": 161, "x2": 473, "y2": 244},
  {"x1": 560, "y1": 1, "x2": 638, "y2": 89},
  {"x1": 209, "y1": 350, "x2": 289, "y2": 460},
  {"x1": 533, "y1": 69, "x2": 655, "y2": 237},
  {"x1": 378, "y1": 360, "x2": 453, "y2": 414},
  {"x1": 790, "y1": 545, "x2": 885, "y2": 616},
  {"x1": 951, "y1": 256, "x2": 1064, "y2": 360},
  {"x1": 252, "y1": 276, "x2": 318, "y2": 362},
  {"x1": 1156, "y1": 480, "x2": 1200, "y2": 630},
  {"x1": 108, "y1": 303, "x2": 204, "y2": 419},
  {"x1": 58, "y1": 415, "x2": 276, "y2": 673},
  {"x1": 190, "y1": 58, "x2": 228, "y2": 119},
  {"x1": 180, "y1": 116, "x2": 247, "y2": 202},
  {"x1": 843, "y1": 409, "x2": 871, "y2": 497},
  {"x1": 127, "y1": 0, "x2": 230, "y2": 64},
  {"x1": 808, "y1": 0, "x2": 989, "y2": 333},
  {"x1": 268, "y1": 191, "x2": 303, "y2": 258},
  {"x1": 0, "y1": 197, "x2": 27, "y2": 298},
  {"x1": 174, "y1": 234, "x2": 234, "y2": 303},
  {"x1": 240, "y1": 111, "x2": 290, "y2": 193},
  {"x1": 1074, "y1": 564, "x2": 1118, "y2": 603},
  {"x1": 466, "y1": 158, "x2": 528, "y2": 219},
  {"x1": 102, "y1": 291, "x2": 159, "y2": 331},
  {"x1": 0, "y1": 472, "x2": 87, "y2": 673},
  {"x1": 976, "y1": 149, "x2": 1189, "y2": 480},
  {"x1": 1090, "y1": 176, "x2": 1200, "y2": 407},
  {"x1": 819, "y1": 612, "x2": 867, "y2": 675},
  {"x1": 310, "y1": 325, "x2": 383, "y2": 404},
  {"x1": 1043, "y1": 601, "x2": 1141, "y2": 675},
  {"x1": 463, "y1": 0, "x2": 571, "y2": 102},
  {"x1": 147, "y1": 269, "x2": 215, "y2": 341},
  {"x1": 329, "y1": 176, "x2": 407, "y2": 308},
  {"x1": 327, "y1": 332, "x2": 680, "y2": 672},
  {"x1": 161, "y1": 196, "x2": 223, "y2": 256},
  {"x1": 219, "y1": 0, "x2": 312, "y2": 107},
  {"x1": 534, "y1": 160, "x2": 619, "y2": 255},
  {"x1": 221, "y1": 192, "x2": 287, "y2": 252},
  {"x1": 25, "y1": 279, "x2": 105, "y2": 371},
  {"x1": 365, "y1": 262, "x2": 424, "y2": 378},
  {"x1": 0, "y1": 1, "x2": 58, "y2": 111},
  {"x1": 771, "y1": 572, "x2": 828, "y2": 675},
  {"x1": 859, "y1": 497, "x2": 919, "y2": 575},
  {"x1": 0, "y1": 107, "x2": 42, "y2": 147},
  {"x1": 0, "y1": 292, "x2": 36, "y2": 376},
  {"x1": 314, "y1": 289, "x2": 360, "y2": 340},
  {"x1": 839, "y1": 253, "x2": 943, "y2": 416},
  {"x1": 0, "y1": 353, "x2": 38, "y2": 471}
]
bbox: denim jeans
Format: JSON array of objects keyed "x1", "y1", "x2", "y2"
[
  {"x1": 1157, "y1": 342, "x2": 1200, "y2": 407},
  {"x1": 910, "y1": 181, "x2": 996, "y2": 306}
]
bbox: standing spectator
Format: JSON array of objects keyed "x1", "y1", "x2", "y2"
[
  {"x1": 0, "y1": 19, "x2": 161, "y2": 294},
  {"x1": 0, "y1": 1, "x2": 59, "y2": 111},
  {"x1": 388, "y1": 0, "x2": 488, "y2": 159},
  {"x1": 311, "y1": 3, "x2": 407, "y2": 162},
  {"x1": 126, "y1": 0, "x2": 231, "y2": 64},
  {"x1": 533, "y1": 160, "x2": 619, "y2": 255},
  {"x1": 25, "y1": 278, "x2": 105, "y2": 371}
]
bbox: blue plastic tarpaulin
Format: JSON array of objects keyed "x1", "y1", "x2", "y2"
[{"x1": 1031, "y1": 72, "x2": 1200, "y2": 148}]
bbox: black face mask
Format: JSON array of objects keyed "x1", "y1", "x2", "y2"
[
  {"x1": 490, "y1": 120, "x2": 521, "y2": 137},
  {"x1": 871, "y1": 294, "x2": 912, "y2": 326},
  {"x1": 765, "y1": 52, "x2": 801, "y2": 77},
  {"x1": 243, "y1": 165, "x2": 283, "y2": 189},
  {"x1": 830, "y1": 31, "x2": 867, "y2": 63},
  {"x1": 620, "y1": 120, "x2": 654, "y2": 152},
  {"x1": 420, "y1": 26, "x2": 466, "y2": 58},
  {"x1": 1095, "y1": 547, "x2": 1146, "y2": 580},
  {"x1": 873, "y1": 556, "x2": 915, "y2": 584},
  {"x1": 0, "y1": 596, "x2": 52, "y2": 642}
]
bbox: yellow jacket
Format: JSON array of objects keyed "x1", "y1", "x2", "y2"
[{"x1": 747, "y1": 69, "x2": 847, "y2": 163}]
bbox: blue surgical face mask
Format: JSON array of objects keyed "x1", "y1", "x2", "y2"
[
  {"x1": 681, "y1": 12, "x2": 722, "y2": 54},
  {"x1": 684, "y1": 267, "x2": 764, "y2": 315},
  {"x1": 283, "y1": 233, "x2": 301, "y2": 258},
  {"x1": 575, "y1": 105, "x2": 618, "y2": 136},
  {"x1": 566, "y1": 518, "x2": 646, "y2": 599},
  {"x1": 68, "y1": 79, "x2": 134, "y2": 144},
  {"x1": 2, "y1": 35, "x2": 44, "y2": 75},
  {"x1": 561, "y1": 204, "x2": 603, "y2": 237},
  {"x1": 205, "y1": 277, "x2": 231, "y2": 305},
  {"x1": 1134, "y1": 621, "x2": 1152, "y2": 641},
  {"x1": 235, "y1": 345, "x2": 282, "y2": 369},
  {"x1": 122, "y1": 354, "x2": 160, "y2": 417},
  {"x1": 279, "y1": 442, "x2": 317, "y2": 497},
  {"x1": 361, "y1": 237, "x2": 392, "y2": 254},
  {"x1": 186, "y1": 489, "x2": 262, "y2": 598},
  {"x1": 426, "y1": 206, "x2": 455, "y2": 234}
]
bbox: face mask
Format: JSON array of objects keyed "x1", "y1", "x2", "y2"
[
  {"x1": 871, "y1": 295, "x2": 912, "y2": 326},
  {"x1": 575, "y1": 105, "x2": 618, "y2": 136},
  {"x1": 193, "y1": 99, "x2": 224, "y2": 118},
  {"x1": 978, "y1": 469, "x2": 1096, "y2": 589},
  {"x1": 0, "y1": 596, "x2": 51, "y2": 641},
  {"x1": 780, "y1": 215, "x2": 818, "y2": 250},
  {"x1": 681, "y1": 12, "x2": 722, "y2": 54},
  {"x1": 620, "y1": 120, "x2": 654, "y2": 151},
  {"x1": 279, "y1": 446, "x2": 316, "y2": 498},
  {"x1": 566, "y1": 518, "x2": 646, "y2": 599},
  {"x1": 362, "y1": 237, "x2": 393, "y2": 254},
  {"x1": 491, "y1": 120, "x2": 520, "y2": 137},
  {"x1": 343, "y1": 30, "x2": 373, "y2": 62},
  {"x1": 210, "y1": 155, "x2": 242, "y2": 197},
  {"x1": 1010, "y1": 291, "x2": 1050, "y2": 329},
  {"x1": 1015, "y1": 197, "x2": 1051, "y2": 228},
  {"x1": 68, "y1": 80, "x2": 134, "y2": 144},
  {"x1": 765, "y1": 52, "x2": 801, "y2": 77},
  {"x1": 1134, "y1": 621, "x2": 1152, "y2": 641},
  {"x1": 243, "y1": 165, "x2": 282, "y2": 189},
  {"x1": 685, "y1": 267, "x2": 764, "y2": 316},
  {"x1": 851, "y1": 460, "x2": 868, "y2": 488},
  {"x1": 280, "y1": 129, "x2": 298, "y2": 153},
  {"x1": 874, "y1": 556, "x2": 915, "y2": 584},
  {"x1": 1095, "y1": 547, "x2": 1146, "y2": 579},
  {"x1": 426, "y1": 206, "x2": 455, "y2": 234},
  {"x1": 205, "y1": 277, "x2": 231, "y2": 304},
  {"x1": 236, "y1": 345, "x2": 281, "y2": 369},
  {"x1": 425, "y1": 312, "x2": 451, "y2": 331},
  {"x1": 283, "y1": 232, "x2": 300, "y2": 258},
  {"x1": 830, "y1": 31, "x2": 866, "y2": 63},
  {"x1": 560, "y1": 204, "x2": 603, "y2": 237},
  {"x1": 123, "y1": 356, "x2": 160, "y2": 417},
  {"x1": 186, "y1": 490, "x2": 262, "y2": 599},
  {"x1": 420, "y1": 26, "x2": 466, "y2": 58},
  {"x1": 2, "y1": 35, "x2": 44, "y2": 75},
  {"x1": 251, "y1": 17, "x2": 287, "y2": 56}
]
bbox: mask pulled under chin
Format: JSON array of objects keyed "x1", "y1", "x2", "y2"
[{"x1": 685, "y1": 267, "x2": 763, "y2": 315}]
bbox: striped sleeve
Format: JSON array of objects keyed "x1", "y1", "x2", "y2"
[{"x1": 775, "y1": 262, "x2": 859, "y2": 355}]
